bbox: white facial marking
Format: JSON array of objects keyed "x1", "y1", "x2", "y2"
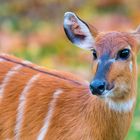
[
  {"x1": 64, "y1": 12, "x2": 94, "y2": 50},
  {"x1": 37, "y1": 89, "x2": 63, "y2": 140},
  {"x1": 105, "y1": 98, "x2": 135, "y2": 113},
  {"x1": 127, "y1": 45, "x2": 131, "y2": 50},
  {"x1": 98, "y1": 58, "x2": 115, "y2": 65},
  {"x1": 129, "y1": 61, "x2": 133, "y2": 72},
  {"x1": 15, "y1": 74, "x2": 41, "y2": 140},
  {"x1": 108, "y1": 58, "x2": 115, "y2": 63},
  {"x1": 0, "y1": 65, "x2": 22, "y2": 100}
]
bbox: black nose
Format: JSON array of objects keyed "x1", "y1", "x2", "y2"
[{"x1": 90, "y1": 80, "x2": 106, "y2": 95}]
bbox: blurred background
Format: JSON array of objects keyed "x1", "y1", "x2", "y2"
[{"x1": 0, "y1": 0, "x2": 140, "y2": 139}]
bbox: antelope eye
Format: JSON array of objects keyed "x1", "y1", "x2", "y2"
[
  {"x1": 92, "y1": 50, "x2": 97, "y2": 60},
  {"x1": 117, "y1": 49, "x2": 130, "y2": 60}
]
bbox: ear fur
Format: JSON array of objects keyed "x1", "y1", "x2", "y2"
[
  {"x1": 63, "y1": 12, "x2": 98, "y2": 50},
  {"x1": 131, "y1": 25, "x2": 140, "y2": 44}
]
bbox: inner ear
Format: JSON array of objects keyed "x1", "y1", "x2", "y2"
[
  {"x1": 64, "y1": 12, "x2": 98, "y2": 50},
  {"x1": 71, "y1": 17, "x2": 87, "y2": 39}
]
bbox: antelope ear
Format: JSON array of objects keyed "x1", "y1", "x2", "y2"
[
  {"x1": 63, "y1": 12, "x2": 98, "y2": 50},
  {"x1": 131, "y1": 25, "x2": 140, "y2": 45}
]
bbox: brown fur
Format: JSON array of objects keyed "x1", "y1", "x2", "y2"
[{"x1": 0, "y1": 28, "x2": 138, "y2": 140}]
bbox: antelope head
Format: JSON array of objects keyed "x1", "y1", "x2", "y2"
[{"x1": 64, "y1": 12, "x2": 140, "y2": 104}]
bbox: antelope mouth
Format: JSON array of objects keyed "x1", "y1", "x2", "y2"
[
  {"x1": 100, "y1": 88, "x2": 114, "y2": 98},
  {"x1": 100, "y1": 83, "x2": 115, "y2": 98}
]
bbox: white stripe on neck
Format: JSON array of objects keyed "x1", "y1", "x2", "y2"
[
  {"x1": 105, "y1": 98, "x2": 135, "y2": 113},
  {"x1": 15, "y1": 74, "x2": 41, "y2": 140},
  {"x1": 37, "y1": 89, "x2": 63, "y2": 140},
  {"x1": 0, "y1": 65, "x2": 22, "y2": 100}
]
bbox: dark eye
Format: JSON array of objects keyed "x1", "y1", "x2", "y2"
[
  {"x1": 117, "y1": 49, "x2": 130, "y2": 60},
  {"x1": 92, "y1": 50, "x2": 97, "y2": 60}
]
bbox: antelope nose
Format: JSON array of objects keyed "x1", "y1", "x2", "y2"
[{"x1": 90, "y1": 80, "x2": 106, "y2": 95}]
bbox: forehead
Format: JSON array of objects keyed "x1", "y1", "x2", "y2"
[{"x1": 94, "y1": 32, "x2": 135, "y2": 55}]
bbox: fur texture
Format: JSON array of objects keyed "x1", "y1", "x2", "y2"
[
  {"x1": 0, "y1": 12, "x2": 139, "y2": 140},
  {"x1": 0, "y1": 52, "x2": 137, "y2": 140}
]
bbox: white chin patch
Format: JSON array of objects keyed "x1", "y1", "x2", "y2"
[{"x1": 105, "y1": 98, "x2": 135, "y2": 113}]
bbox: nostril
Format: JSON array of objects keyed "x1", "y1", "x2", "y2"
[{"x1": 98, "y1": 84, "x2": 105, "y2": 91}]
